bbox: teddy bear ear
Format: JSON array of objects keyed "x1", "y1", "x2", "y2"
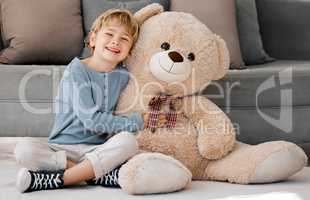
[
  {"x1": 134, "y1": 3, "x2": 163, "y2": 25},
  {"x1": 211, "y1": 34, "x2": 230, "y2": 80}
]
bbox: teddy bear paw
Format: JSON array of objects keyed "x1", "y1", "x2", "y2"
[
  {"x1": 250, "y1": 142, "x2": 307, "y2": 183},
  {"x1": 118, "y1": 152, "x2": 192, "y2": 194}
]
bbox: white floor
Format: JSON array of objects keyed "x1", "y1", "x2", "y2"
[{"x1": 1, "y1": 138, "x2": 309, "y2": 200}]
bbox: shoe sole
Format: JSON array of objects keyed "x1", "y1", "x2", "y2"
[{"x1": 16, "y1": 168, "x2": 31, "y2": 193}]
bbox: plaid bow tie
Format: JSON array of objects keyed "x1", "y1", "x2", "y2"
[{"x1": 146, "y1": 95, "x2": 183, "y2": 132}]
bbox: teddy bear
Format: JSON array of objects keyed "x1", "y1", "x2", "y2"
[{"x1": 115, "y1": 3, "x2": 308, "y2": 195}]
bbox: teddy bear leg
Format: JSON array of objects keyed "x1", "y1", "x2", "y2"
[
  {"x1": 118, "y1": 152, "x2": 192, "y2": 195},
  {"x1": 204, "y1": 141, "x2": 307, "y2": 184}
]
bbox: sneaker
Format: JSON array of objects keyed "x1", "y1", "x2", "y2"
[
  {"x1": 86, "y1": 166, "x2": 121, "y2": 188},
  {"x1": 16, "y1": 168, "x2": 64, "y2": 193}
]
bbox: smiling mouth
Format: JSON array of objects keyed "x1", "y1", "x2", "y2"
[
  {"x1": 158, "y1": 58, "x2": 180, "y2": 75},
  {"x1": 105, "y1": 47, "x2": 120, "y2": 54}
]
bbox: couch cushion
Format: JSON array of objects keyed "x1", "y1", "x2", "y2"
[
  {"x1": 170, "y1": 0, "x2": 244, "y2": 69},
  {"x1": 0, "y1": 32, "x2": 3, "y2": 50},
  {"x1": 0, "y1": 15, "x2": 2, "y2": 50},
  {"x1": 236, "y1": 0, "x2": 274, "y2": 65},
  {"x1": 0, "y1": 102, "x2": 54, "y2": 137},
  {"x1": 203, "y1": 60, "x2": 310, "y2": 151},
  {"x1": 0, "y1": 65, "x2": 66, "y2": 101},
  {"x1": 203, "y1": 60, "x2": 310, "y2": 108},
  {"x1": 0, "y1": 64, "x2": 65, "y2": 137},
  {"x1": 256, "y1": 0, "x2": 310, "y2": 60},
  {"x1": 224, "y1": 106, "x2": 310, "y2": 147},
  {"x1": 80, "y1": 0, "x2": 170, "y2": 58},
  {"x1": 0, "y1": 0, "x2": 83, "y2": 64}
]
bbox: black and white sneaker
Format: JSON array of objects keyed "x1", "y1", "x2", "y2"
[
  {"x1": 16, "y1": 168, "x2": 65, "y2": 193},
  {"x1": 86, "y1": 165, "x2": 121, "y2": 188}
]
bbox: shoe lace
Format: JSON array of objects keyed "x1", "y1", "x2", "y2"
[
  {"x1": 95, "y1": 168, "x2": 119, "y2": 186},
  {"x1": 31, "y1": 172, "x2": 62, "y2": 190}
]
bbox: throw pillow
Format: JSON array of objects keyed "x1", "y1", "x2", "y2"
[
  {"x1": 0, "y1": 0, "x2": 84, "y2": 64},
  {"x1": 0, "y1": 13, "x2": 2, "y2": 50},
  {"x1": 236, "y1": 0, "x2": 275, "y2": 65},
  {"x1": 80, "y1": 0, "x2": 170, "y2": 58},
  {"x1": 170, "y1": 0, "x2": 245, "y2": 69},
  {"x1": 256, "y1": 0, "x2": 310, "y2": 60},
  {"x1": 0, "y1": 35, "x2": 3, "y2": 50}
]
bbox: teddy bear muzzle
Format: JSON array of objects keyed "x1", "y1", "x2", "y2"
[{"x1": 149, "y1": 50, "x2": 192, "y2": 83}]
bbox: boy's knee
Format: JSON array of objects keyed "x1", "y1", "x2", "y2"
[
  {"x1": 114, "y1": 132, "x2": 138, "y2": 154},
  {"x1": 118, "y1": 132, "x2": 138, "y2": 152},
  {"x1": 14, "y1": 139, "x2": 37, "y2": 165}
]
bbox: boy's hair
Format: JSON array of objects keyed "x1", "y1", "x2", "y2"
[{"x1": 84, "y1": 9, "x2": 139, "y2": 55}]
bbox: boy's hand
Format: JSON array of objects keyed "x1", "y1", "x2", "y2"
[
  {"x1": 157, "y1": 113, "x2": 167, "y2": 128},
  {"x1": 142, "y1": 112, "x2": 149, "y2": 128},
  {"x1": 142, "y1": 112, "x2": 167, "y2": 129}
]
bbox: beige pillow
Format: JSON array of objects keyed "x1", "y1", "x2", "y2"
[
  {"x1": 0, "y1": 0, "x2": 83, "y2": 64},
  {"x1": 170, "y1": 0, "x2": 245, "y2": 69}
]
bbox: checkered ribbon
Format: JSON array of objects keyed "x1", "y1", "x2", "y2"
[{"x1": 146, "y1": 95, "x2": 183, "y2": 132}]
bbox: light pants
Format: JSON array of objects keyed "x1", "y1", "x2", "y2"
[{"x1": 14, "y1": 132, "x2": 138, "y2": 179}]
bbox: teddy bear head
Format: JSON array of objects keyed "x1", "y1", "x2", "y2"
[{"x1": 125, "y1": 3, "x2": 230, "y2": 97}]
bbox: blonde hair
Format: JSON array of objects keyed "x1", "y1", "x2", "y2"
[{"x1": 84, "y1": 8, "x2": 139, "y2": 55}]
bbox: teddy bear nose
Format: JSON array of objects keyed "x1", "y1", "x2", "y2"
[{"x1": 168, "y1": 51, "x2": 184, "y2": 63}]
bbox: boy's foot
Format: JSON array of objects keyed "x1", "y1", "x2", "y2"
[
  {"x1": 86, "y1": 165, "x2": 121, "y2": 188},
  {"x1": 16, "y1": 167, "x2": 65, "y2": 193}
]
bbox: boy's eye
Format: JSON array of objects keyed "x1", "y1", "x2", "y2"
[
  {"x1": 121, "y1": 37, "x2": 129, "y2": 41},
  {"x1": 105, "y1": 33, "x2": 113, "y2": 36}
]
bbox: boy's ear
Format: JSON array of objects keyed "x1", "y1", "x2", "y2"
[
  {"x1": 88, "y1": 31, "x2": 96, "y2": 48},
  {"x1": 134, "y1": 3, "x2": 163, "y2": 25}
]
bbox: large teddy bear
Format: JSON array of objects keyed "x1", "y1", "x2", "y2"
[{"x1": 115, "y1": 3, "x2": 308, "y2": 195}]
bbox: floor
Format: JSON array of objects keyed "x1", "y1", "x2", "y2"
[{"x1": 1, "y1": 137, "x2": 309, "y2": 200}]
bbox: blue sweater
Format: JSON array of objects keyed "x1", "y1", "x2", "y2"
[{"x1": 48, "y1": 57, "x2": 144, "y2": 144}]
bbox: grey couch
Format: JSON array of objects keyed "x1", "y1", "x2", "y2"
[
  {"x1": 1, "y1": 0, "x2": 310, "y2": 199},
  {"x1": 203, "y1": 0, "x2": 310, "y2": 159},
  {"x1": 0, "y1": 0, "x2": 309, "y2": 156},
  {"x1": 1, "y1": 0, "x2": 309, "y2": 157}
]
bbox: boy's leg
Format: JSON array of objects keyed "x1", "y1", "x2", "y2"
[
  {"x1": 15, "y1": 139, "x2": 76, "y2": 193},
  {"x1": 16, "y1": 132, "x2": 137, "y2": 192},
  {"x1": 66, "y1": 160, "x2": 76, "y2": 169},
  {"x1": 14, "y1": 138, "x2": 67, "y2": 171},
  {"x1": 62, "y1": 132, "x2": 138, "y2": 186},
  {"x1": 17, "y1": 158, "x2": 105, "y2": 193},
  {"x1": 63, "y1": 159, "x2": 94, "y2": 185}
]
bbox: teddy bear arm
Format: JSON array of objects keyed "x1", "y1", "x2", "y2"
[{"x1": 188, "y1": 96, "x2": 236, "y2": 160}]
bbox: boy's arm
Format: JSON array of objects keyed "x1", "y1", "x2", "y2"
[{"x1": 70, "y1": 67, "x2": 144, "y2": 134}]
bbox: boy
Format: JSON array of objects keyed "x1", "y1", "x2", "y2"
[{"x1": 15, "y1": 8, "x2": 166, "y2": 193}]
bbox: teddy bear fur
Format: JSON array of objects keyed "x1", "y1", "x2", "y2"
[{"x1": 116, "y1": 3, "x2": 308, "y2": 191}]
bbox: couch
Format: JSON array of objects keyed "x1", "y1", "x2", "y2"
[
  {"x1": 0, "y1": 0, "x2": 309, "y2": 199},
  {"x1": 203, "y1": 0, "x2": 310, "y2": 160}
]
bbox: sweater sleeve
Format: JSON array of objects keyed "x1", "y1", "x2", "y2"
[{"x1": 69, "y1": 65, "x2": 144, "y2": 135}]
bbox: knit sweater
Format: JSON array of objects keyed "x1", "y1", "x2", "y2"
[{"x1": 48, "y1": 57, "x2": 144, "y2": 144}]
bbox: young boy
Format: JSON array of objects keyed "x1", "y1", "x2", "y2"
[{"x1": 14, "y1": 8, "x2": 166, "y2": 193}]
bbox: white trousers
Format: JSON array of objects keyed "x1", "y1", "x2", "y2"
[{"x1": 14, "y1": 132, "x2": 138, "y2": 179}]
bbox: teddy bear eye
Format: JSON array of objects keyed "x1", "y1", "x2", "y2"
[
  {"x1": 160, "y1": 42, "x2": 170, "y2": 50},
  {"x1": 187, "y1": 53, "x2": 195, "y2": 61}
]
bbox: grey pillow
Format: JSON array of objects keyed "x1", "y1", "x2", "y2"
[
  {"x1": 80, "y1": 0, "x2": 170, "y2": 58},
  {"x1": 170, "y1": 0, "x2": 245, "y2": 69},
  {"x1": 256, "y1": 0, "x2": 310, "y2": 60},
  {"x1": 0, "y1": 0, "x2": 84, "y2": 65},
  {"x1": 0, "y1": 15, "x2": 2, "y2": 50},
  {"x1": 0, "y1": 36, "x2": 3, "y2": 50},
  {"x1": 236, "y1": 0, "x2": 275, "y2": 65}
]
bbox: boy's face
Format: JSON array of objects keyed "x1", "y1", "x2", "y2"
[{"x1": 89, "y1": 19, "x2": 133, "y2": 65}]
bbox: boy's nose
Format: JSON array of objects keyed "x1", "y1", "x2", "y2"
[{"x1": 111, "y1": 40, "x2": 120, "y2": 46}]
